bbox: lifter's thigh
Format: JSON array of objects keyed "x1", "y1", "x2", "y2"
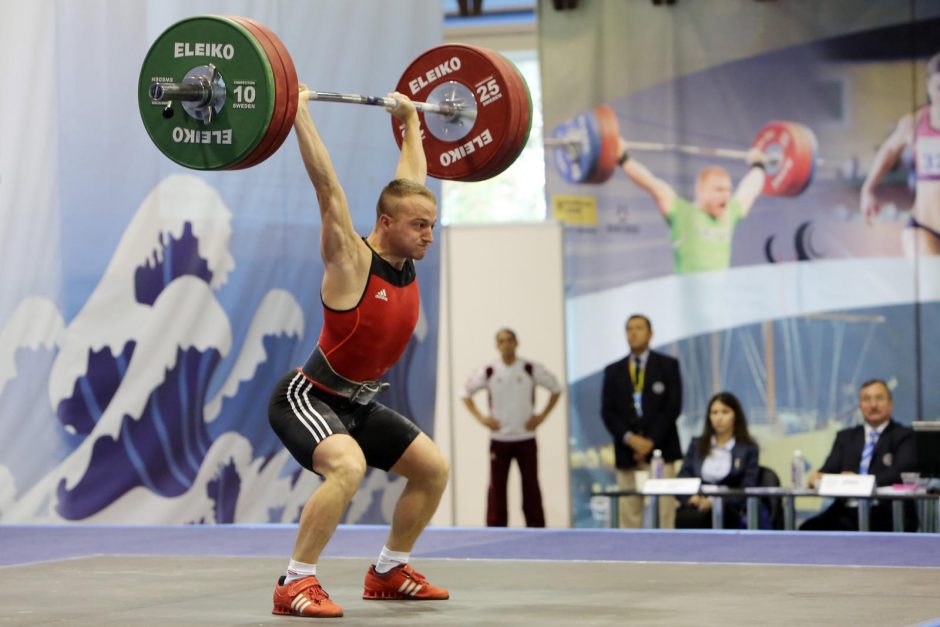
[
  {"x1": 389, "y1": 433, "x2": 449, "y2": 489},
  {"x1": 313, "y1": 434, "x2": 366, "y2": 493}
]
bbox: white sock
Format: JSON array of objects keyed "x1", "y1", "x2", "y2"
[
  {"x1": 284, "y1": 559, "x2": 317, "y2": 583},
  {"x1": 375, "y1": 546, "x2": 410, "y2": 574}
]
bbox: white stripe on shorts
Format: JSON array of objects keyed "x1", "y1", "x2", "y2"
[
  {"x1": 286, "y1": 372, "x2": 331, "y2": 442},
  {"x1": 299, "y1": 380, "x2": 333, "y2": 439}
]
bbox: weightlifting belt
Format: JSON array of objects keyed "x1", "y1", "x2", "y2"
[{"x1": 301, "y1": 345, "x2": 390, "y2": 405}]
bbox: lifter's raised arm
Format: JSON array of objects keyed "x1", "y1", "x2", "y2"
[
  {"x1": 619, "y1": 138, "x2": 677, "y2": 218},
  {"x1": 294, "y1": 85, "x2": 372, "y2": 311},
  {"x1": 732, "y1": 148, "x2": 768, "y2": 218},
  {"x1": 386, "y1": 92, "x2": 427, "y2": 185}
]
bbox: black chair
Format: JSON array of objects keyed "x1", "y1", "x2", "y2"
[{"x1": 756, "y1": 466, "x2": 785, "y2": 530}]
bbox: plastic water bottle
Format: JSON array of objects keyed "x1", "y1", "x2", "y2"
[
  {"x1": 651, "y1": 449, "x2": 664, "y2": 479},
  {"x1": 589, "y1": 482, "x2": 610, "y2": 527},
  {"x1": 791, "y1": 450, "x2": 806, "y2": 488}
]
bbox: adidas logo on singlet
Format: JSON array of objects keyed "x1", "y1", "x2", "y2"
[{"x1": 374, "y1": 289, "x2": 388, "y2": 301}]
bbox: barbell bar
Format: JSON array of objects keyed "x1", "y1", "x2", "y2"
[
  {"x1": 138, "y1": 15, "x2": 527, "y2": 177},
  {"x1": 545, "y1": 136, "x2": 834, "y2": 169},
  {"x1": 150, "y1": 82, "x2": 478, "y2": 122}
]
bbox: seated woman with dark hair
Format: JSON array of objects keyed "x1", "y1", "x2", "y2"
[{"x1": 675, "y1": 392, "x2": 760, "y2": 529}]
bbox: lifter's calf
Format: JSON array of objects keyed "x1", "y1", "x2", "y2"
[
  {"x1": 386, "y1": 434, "x2": 450, "y2": 552},
  {"x1": 292, "y1": 435, "x2": 366, "y2": 563}
]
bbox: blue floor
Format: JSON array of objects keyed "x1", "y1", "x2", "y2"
[{"x1": 2, "y1": 524, "x2": 939, "y2": 569}]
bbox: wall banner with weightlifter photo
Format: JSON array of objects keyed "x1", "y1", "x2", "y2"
[{"x1": 539, "y1": 0, "x2": 940, "y2": 526}]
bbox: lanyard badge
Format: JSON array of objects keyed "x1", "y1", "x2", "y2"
[{"x1": 629, "y1": 359, "x2": 644, "y2": 417}]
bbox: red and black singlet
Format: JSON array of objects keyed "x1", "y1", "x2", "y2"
[{"x1": 312, "y1": 241, "x2": 419, "y2": 384}]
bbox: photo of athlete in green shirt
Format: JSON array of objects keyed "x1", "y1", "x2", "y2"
[{"x1": 617, "y1": 138, "x2": 767, "y2": 274}]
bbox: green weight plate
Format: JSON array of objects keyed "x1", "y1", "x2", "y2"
[{"x1": 138, "y1": 15, "x2": 276, "y2": 170}]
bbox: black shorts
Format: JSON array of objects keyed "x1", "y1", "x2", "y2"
[{"x1": 268, "y1": 370, "x2": 422, "y2": 473}]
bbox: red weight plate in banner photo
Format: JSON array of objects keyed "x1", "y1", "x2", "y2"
[
  {"x1": 753, "y1": 121, "x2": 802, "y2": 197},
  {"x1": 780, "y1": 121, "x2": 817, "y2": 196},
  {"x1": 587, "y1": 104, "x2": 621, "y2": 184}
]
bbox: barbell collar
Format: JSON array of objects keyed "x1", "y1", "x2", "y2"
[{"x1": 148, "y1": 64, "x2": 226, "y2": 125}]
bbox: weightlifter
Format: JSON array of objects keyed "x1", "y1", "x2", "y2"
[
  {"x1": 267, "y1": 86, "x2": 450, "y2": 617},
  {"x1": 860, "y1": 52, "x2": 940, "y2": 256},
  {"x1": 617, "y1": 139, "x2": 766, "y2": 274}
]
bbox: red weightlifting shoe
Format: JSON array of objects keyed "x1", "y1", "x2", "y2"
[
  {"x1": 363, "y1": 563, "x2": 449, "y2": 600},
  {"x1": 272, "y1": 575, "x2": 343, "y2": 618}
]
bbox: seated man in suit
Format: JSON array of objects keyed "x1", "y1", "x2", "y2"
[{"x1": 800, "y1": 379, "x2": 918, "y2": 532}]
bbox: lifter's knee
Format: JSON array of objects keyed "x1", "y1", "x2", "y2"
[
  {"x1": 424, "y1": 453, "x2": 450, "y2": 495},
  {"x1": 415, "y1": 444, "x2": 450, "y2": 496},
  {"x1": 392, "y1": 434, "x2": 449, "y2": 493},
  {"x1": 313, "y1": 435, "x2": 366, "y2": 496}
]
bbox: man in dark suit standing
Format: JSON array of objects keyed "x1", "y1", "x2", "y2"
[
  {"x1": 601, "y1": 314, "x2": 683, "y2": 528},
  {"x1": 800, "y1": 379, "x2": 918, "y2": 532}
]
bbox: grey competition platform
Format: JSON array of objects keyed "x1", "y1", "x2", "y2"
[{"x1": 1, "y1": 525, "x2": 939, "y2": 626}]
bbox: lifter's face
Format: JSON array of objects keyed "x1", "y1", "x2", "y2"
[
  {"x1": 382, "y1": 195, "x2": 437, "y2": 260},
  {"x1": 696, "y1": 173, "x2": 733, "y2": 217},
  {"x1": 859, "y1": 382, "x2": 893, "y2": 429},
  {"x1": 625, "y1": 317, "x2": 652, "y2": 354}
]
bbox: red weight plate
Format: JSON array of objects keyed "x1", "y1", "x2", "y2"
[
  {"x1": 777, "y1": 122, "x2": 815, "y2": 196},
  {"x1": 239, "y1": 17, "x2": 298, "y2": 166},
  {"x1": 459, "y1": 48, "x2": 526, "y2": 182},
  {"x1": 782, "y1": 121, "x2": 817, "y2": 196},
  {"x1": 224, "y1": 16, "x2": 289, "y2": 170},
  {"x1": 489, "y1": 51, "x2": 533, "y2": 180},
  {"x1": 587, "y1": 104, "x2": 620, "y2": 184},
  {"x1": 221, "y1": 16, "x2": 286, "y2": 170},
  {"x1": 461, "y1": 49, "x2": 520, "y2": 181},
  {"x1": 752, "y1": 120, "x2": 809, "y2": 197},
  {"x1": 751, "y1": 121, "x2": 785, "y2": 196},
  {"x1": 432, "y1": 45, "x2": 524, "y2": 182},
  {"x1": 449, "y1": 48, "x2": 514, "y2": 182},
  {"x1": 394, "y1": 44, "x2": 518, "y2": 181}
]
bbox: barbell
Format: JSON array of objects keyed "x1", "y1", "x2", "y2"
[
  {"x1": 138, "y1": 16, "x2": 532, "y2": 179},
  {"x1": 546, "y1": 105, "x2": 824, "y2": 197}
]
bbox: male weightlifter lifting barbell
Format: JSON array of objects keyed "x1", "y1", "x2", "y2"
[
  {"x1": 140, "y1": 15, "x2": 540, "y2": 616},
  {"x1": 860, "y1": 51, "x2": 940, "y2": 257},
  {"x1": 266, "y1": 87, "x2": 450, "y2": 617},
  {"x1": 617, "y1": 138, "x2": 767, "y2": 275}
]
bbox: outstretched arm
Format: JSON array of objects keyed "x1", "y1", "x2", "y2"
[
  {"x1": 860, "y1": 113, "x2": 914, "y2": 222},
  {"x1": 387, "y1": 92, "x2": 427, "y2": 184},
  {"x1": 618, "y1": 139, "x2": 677, "y2": 218},
  {"x1": 295, "y1": 85, "x2": 369, "y2": 305},
  {"x1": 733, "y1": 148, "x2": 767, "y2": 218}
]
